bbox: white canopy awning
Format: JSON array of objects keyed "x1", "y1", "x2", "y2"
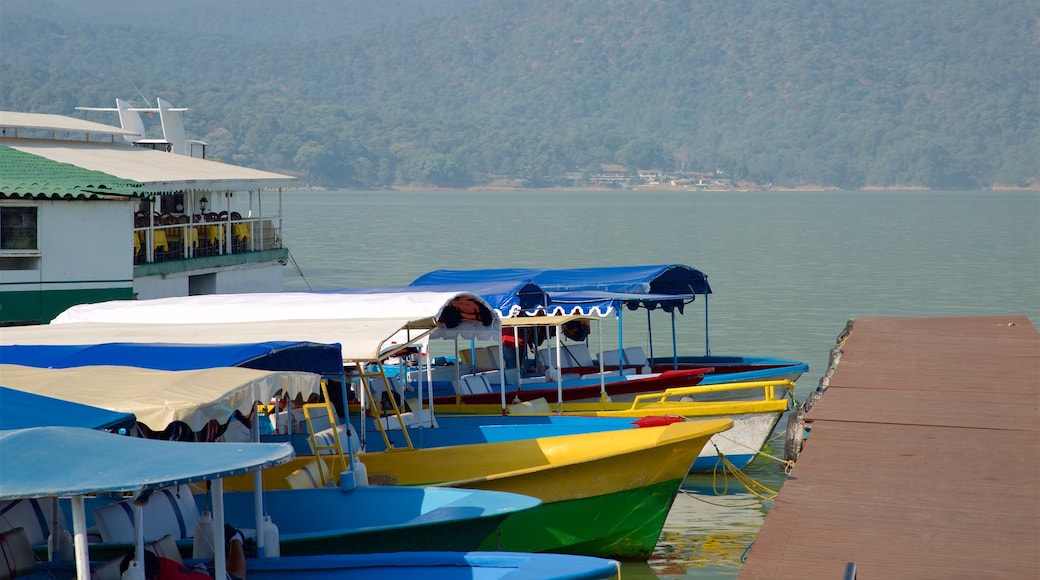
[
  {"x1": 50, "y1": 290, "x2": 501, "y2": 344},
  {"x1": 0, "y1": 364, "x2": 322, "y2": 432},
  {"x1": 0, "y1": 317, "x2": 446, "y2": 362},
  {"x1": 54, "y1": 291, "x2": 486, "y2": 323}
]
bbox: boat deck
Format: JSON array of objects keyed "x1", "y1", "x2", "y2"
[{"x1": 739, "y1": 315, "x2": 1040, "y2": 579}]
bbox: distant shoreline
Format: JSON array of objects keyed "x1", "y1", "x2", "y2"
[{"x1": 285, "y1": 183, "x2": 1039, "y2": 192}]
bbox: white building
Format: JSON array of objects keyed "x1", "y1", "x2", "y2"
[{"x1": 0, "y1": 106, "x2": 296, "y2": 325}]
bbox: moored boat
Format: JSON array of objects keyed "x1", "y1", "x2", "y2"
[
  {"x1": 240, "y1": 418, "x2": 733, "y2": 560},
  {"x1": 0, "y1": 427, "x2": 620, "y2": 580},
  {"x1": 0, "y1": 364, "x2": 544, "y2": 557},
  {"x1": 8, "y1": 298, "x2": 743, "y2": 557},
  {"x1": 409, "y1": 264, "x2": 809, "y2": 390}
]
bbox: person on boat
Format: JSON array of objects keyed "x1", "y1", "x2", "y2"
[
  {"x1": 120, "y1": 525, "x2": 248, "y2": 580},
  {"x1": 561, "y1": 319, "x2": 591, "y2": 342}
]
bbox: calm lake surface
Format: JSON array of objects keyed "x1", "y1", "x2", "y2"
[{"x1": 278, "y1": 189, "x2": 1040, "y2": 578}]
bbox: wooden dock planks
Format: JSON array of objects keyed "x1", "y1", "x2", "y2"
[{"x1": 739, "y1": 315, "x2": 1039, "y2": 579}]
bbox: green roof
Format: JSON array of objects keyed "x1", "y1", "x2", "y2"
[{"x1": 0, "y1": 145, "x2": 148, "y2": 200}]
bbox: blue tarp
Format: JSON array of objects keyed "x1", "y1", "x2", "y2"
[
  {"x1": 411, "y1": 265, "x2": 711, "y2": 315},
  {"x1": 0, "y1": 386, "x2": 137, "y2": 432},
  {"x1": 0, "y1": 341, "x2": 345, "y2": 375},
  {"x1": 0, "y1": 427, "x2": 293, "y2": 499}
]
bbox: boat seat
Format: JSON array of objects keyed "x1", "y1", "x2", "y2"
[
  {"x1": 562, "y1": 343, "x2": 595, "y2": 367},
  {"x1": 90, "y1": 534, "x2": 182, "y2": 580},
  {"x1": 285, "y1": 457, "x2": 331, "y2": 489},
  {"x1": 0, "y1": 527, "x2": 36, "y2": 579},
  {"x1": 220, "y1": 418, "x2": 252, "y2": 442},
  {"x1": 366, "y1": 374, "x2": 403, "y2": 398},
  {"x1": 93, "y1": 484, "x2": 200, "y2": 543},
  {"x1": 0, "y1": 498, "x2": 66, "y2": 546},
  {"x1": 479, "y1": 369, "x2": 519, "y2": 389},
  {"x1": 459, "y1": 374, "x2": 492, "y2": 395},
  {"x1": 271, "y1": 405, "x2": 333, "y2": 435},
  {"x1": 538, "y1": 343, "x2": 595, "y2": 369},
  {"x1": 309, "y1": 424, "x2": 362, "y2": 455},
  {"x1": 474, "y1": 345, "x2": 501, "y2": 370},
  {"x1": 600, "y1": 346, "x2": 649, "y2": 368}
]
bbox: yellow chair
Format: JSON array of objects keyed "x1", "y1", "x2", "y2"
[{"x1": 152, "y1": 229, "x2": 169, "y2": 252}]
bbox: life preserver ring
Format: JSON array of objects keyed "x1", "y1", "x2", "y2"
[
  {"x1": 451, "y1": 296, "x2": 483, "y2": 321},
  {"x1": 439, "y1": 296, "x2": 492, "y2": 328}
]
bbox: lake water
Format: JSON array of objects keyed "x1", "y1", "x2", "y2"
[{"x1": 278, "y1": 189, "x2": 1040, "y2": 578}]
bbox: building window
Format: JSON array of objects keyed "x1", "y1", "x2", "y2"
[{"x1": 0, "y1": 206, "x2": 39, "y2": 250}]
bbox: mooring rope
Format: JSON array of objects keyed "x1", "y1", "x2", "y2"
[{"x1": 285, "y1": 246, "x2": 312, "y2": 290}]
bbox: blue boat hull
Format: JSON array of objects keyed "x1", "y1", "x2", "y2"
[
  {"x1": 30, "y1": 551, "x2": 620, "y2": 580},
  {"x1": 245, "y1": 551, "x2": 620, "y2": 580},
  {"x1": 219, "y1": 486, "x2": 540, "y2": 555},
  {"x1": 353, "y1": 414, "x2": 649, "y2": 452}
]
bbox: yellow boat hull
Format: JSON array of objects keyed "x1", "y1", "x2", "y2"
[{"x1": 225, "y1": 418, "x2": 732, "y2": 559}]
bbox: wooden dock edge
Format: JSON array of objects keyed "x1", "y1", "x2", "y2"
[{"x1": 740, "y1": 315, "x2": 1040, "y2": 579}]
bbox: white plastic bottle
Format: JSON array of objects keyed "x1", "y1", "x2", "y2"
[
  {"x1": 352, "y1": 455, "x2": 369, "y2": 487},
  {"x1": 48, "y1": 527, "x2": 74, "y2": 562},
  {"x1": 192, "y1": 510, "x2": 215, "y2": 559},
  {"x1": 262, "y1": 515, "x2": 280, "y2": 558}
]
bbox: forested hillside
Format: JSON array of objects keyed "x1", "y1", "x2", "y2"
[{"x1": 2, "y1": 0, "x2": 1036, "y2": 189}]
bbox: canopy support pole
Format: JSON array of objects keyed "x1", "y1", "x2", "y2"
[
  {"x1": 424, "y1": 339, "x2": 435, "y2": 426},
  {"x1": 212, "y1": 480, "x2": 227, "y2": 580},
  {"x1": 598, "y1": 318, "x2": 607, "y2": 402},
  {"x1": 498, "y1": 336, "x2": 507, "y2": 414},
  {"x1": 251, "y1": 401, "x2": 266, "y2": 558},
  {"x1": 70, "y1": 496, "x2": 91, "y2": 580},
  {"x1": 671, "y1": 310, "x2": 679, "y2": 370},
  {"x1": 704, "y1": 292, "x2": 710, "y2": 356},
  {"x1": 554, "y1": 323, "x2": 563, "y2": 414}
]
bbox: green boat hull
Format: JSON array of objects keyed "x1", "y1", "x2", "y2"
[
  {"x1": 281, "y1": 513, "x2": 509, "y2": 556},
  {"x1": 479, "y1": 477, "x2": 683, "y2": 560}
]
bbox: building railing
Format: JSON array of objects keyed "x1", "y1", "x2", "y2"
[{"x1": 133, "y1": 213, "x2": 279, "y2": 265}]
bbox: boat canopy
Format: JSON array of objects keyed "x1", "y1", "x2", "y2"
[
  {"x1": 0, "y1": 341, "x2": 345, "y2": 375},
  {"x1": 318, "y1": 282, "x2": 549, "y2": 319},
  {"x1": 0, "y1": 386, "x2": 137, "y2": 433},
  {"x1": 4, "y1": 317, "x2": 478, "y2": 362},
  {"x1": 50, "y1": 290, "x2": 501, "y2": 341},
  {"x1": 0, "y1": 364, "x2": 322, "y2": 433},
  {"x1": 0, "y1": 426, "x2": 293, "y2": 500},
  {"x1": 411, "y1": 264, "x2": 711, "y2": 315}
]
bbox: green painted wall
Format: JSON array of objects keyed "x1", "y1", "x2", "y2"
[{"x1": 0, "y1": 287, "x2": 134, "y2": 325}]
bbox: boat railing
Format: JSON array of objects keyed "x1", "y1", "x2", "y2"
[{"x1": 627, "y1": 379, "x2": 796, "y2": 409}]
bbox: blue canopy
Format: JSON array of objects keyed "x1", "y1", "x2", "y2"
[
  {"x1": 0, "y1": 426, "x2": 294, "y2": 499},
  {"x1": 0, "y1": 386, "x2": 137, "y2": 432},
  {"x1": 0, "y1": 341, "x2": 345, "y2": 375},
  {"x1": 411, "y1": 265, "x2": 711, "y2": 315}
]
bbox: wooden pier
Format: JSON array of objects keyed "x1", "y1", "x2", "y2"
[{"x1": 739, "y1": 315, "x2": 1039, "y2": 579}]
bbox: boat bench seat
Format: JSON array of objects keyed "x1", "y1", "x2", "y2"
[
  {"x1": 599, "y1": 346, "x2": 649, "y2": 368},
  {"x1": 460, "y1": 374, "x2": 493, "y2": 395},
  {"x1": 309, "y1": 424, "x2": 361, "y2": 455},
  {"x1": 93, "y1": 484, "x2": 200, "y2": 543},
  {"x1": 285, "y1": 457, "x2": 332, "y2": 489},
  {"x1": 477, "y1": 369, "x2": 519, "y2": 389},
  {"x1": 0, "y1": 498, "x2": 66, "y2": 546},
  {"x1": 0, "y1": 526, "x2": 36, "y2": 579},
  {"x1": 91, "y1": 533, "x2": 182, "y2": 580},
  {"x1": 537, "y1": 343, "x2": 595, "y2": 369}
]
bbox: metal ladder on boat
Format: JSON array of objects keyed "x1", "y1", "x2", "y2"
[
  {"x1": 353, "y1": 361, "x2": 415, "y2": 452},
  {"x1": 300, "y1": 381, "x2": 349, "y2": 487}
]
